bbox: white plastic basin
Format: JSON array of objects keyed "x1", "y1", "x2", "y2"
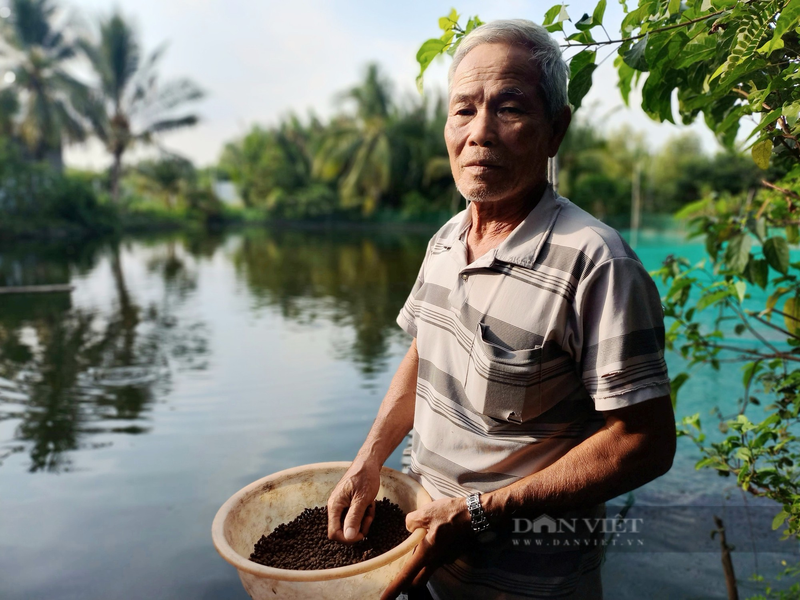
[{"x1": 212, "y1": 461, "x2": 431, "y2": 600}]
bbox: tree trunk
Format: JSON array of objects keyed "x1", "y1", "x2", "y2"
[
  {"x1": 111, "y1": 151, "x2": 123, "y2": 204},
  {"x1": 109, "y1": 243, "x2": 139, "y2": 365},
  {"x1": 44, "y1": 144, "x2": 64, "y2": 174},
  {"x1": 713, "y1": 516, "x2": 739, "y2": 600}
]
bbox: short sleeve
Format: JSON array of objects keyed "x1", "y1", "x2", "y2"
[
  {"x1": 575, "y1": 257, "x2": 670, "y2": 411},
  {"x1": 396, "y1": 238, "x2": 433, "y2": 338}
]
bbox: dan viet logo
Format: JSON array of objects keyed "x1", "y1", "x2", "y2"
[{"x1": 510, "y1": 514, "x2": 645, "y2": 548}]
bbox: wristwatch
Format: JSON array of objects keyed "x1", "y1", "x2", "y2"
[{"x1": 466, "y1": 492, "x2": 497, "y2": 543}]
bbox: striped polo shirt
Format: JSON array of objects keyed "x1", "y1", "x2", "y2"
[{"x1": 397, "y1": 186, "x2": 670, "y2": 599}]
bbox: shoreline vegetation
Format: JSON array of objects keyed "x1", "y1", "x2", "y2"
[{"x1": 0, "y1": 1, "x2": 769, "y2": 246}]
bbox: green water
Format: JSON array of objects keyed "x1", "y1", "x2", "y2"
[{"x1": 0, "y1": 227, "x2": 795, "y2": 599}]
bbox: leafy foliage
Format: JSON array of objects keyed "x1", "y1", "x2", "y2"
[
  {"x1": 78, "y1": 10, "x2": 204, "y2": 203},
  {"x1": 660, "y1": 177, "x2": 800, "y2": 539},
  {"x1": 415, "y1": 9, "x2": 484, "y2": 92},
  {"x1": 0, "y1": 138, "x2": 115, "y2": 236},
  {"x1": 418, "y1": 1, "x2": 800, "y2": 170},
  {"x1": 0, "y1": 0, "x2": 89, "y2": 166},
  {"x1": 220, "y1": 66, "x2": 458, "y2": 220}
]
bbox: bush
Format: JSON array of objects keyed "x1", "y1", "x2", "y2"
[{"x1": 0, "y1": 140, "x2": 117, "y2": 237}]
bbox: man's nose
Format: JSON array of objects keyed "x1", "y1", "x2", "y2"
[{"x1": 467, "y1": 109, "x2": 497, "y2": 147}]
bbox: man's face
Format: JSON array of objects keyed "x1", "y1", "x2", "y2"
[{"x1": 445, "y1": 43, "x2": 568, "y2": 204}]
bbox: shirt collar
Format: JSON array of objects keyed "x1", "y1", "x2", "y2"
[{"x1": 440, "y1": 185, "x2": 563, "y2": 269}]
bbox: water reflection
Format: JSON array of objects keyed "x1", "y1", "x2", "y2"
[
  {"x1": 0, "y1": 226, "x2": 433, "y2": 472},
  {"x1": 0, "y1": 236, "x2": 210, "y2": 471},
  {"x1": 231, "y1": 227, "x2": 430, "y2": 375}
]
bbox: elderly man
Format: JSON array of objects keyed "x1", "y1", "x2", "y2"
[{"x1": 327, "y1": 19, "x2": 675, "y2": 600}]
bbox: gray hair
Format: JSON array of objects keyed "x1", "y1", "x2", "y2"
[{"x1": 448, "y1": 19, "x2": 569, "y2": 121}]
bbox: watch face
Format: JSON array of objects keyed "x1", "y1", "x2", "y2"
[{"x1": 476, "y1": 529, "x2": 498, "y2": 544}]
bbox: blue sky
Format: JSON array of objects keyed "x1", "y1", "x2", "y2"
[{"x1": 37, "y1": 0, "x2": 725, "y2": 168}]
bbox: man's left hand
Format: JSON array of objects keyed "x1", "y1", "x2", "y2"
[{"x1": 380, "y1": 496, "x2": 474, "y2": 600}]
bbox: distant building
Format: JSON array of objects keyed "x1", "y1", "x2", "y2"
[{"x1": 213, "y1": 180, "x2": 242, "y2": 206}]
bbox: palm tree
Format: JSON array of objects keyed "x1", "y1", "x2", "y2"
[
  {"x1": 79, "y1": 11, "x2": 203, "y2": 203},
  {"x1": 0, "y1": 88, "x2": 20, "y2": 138},
  {"x1": 131, "y1": 155, "x2": 195, "y2": 210},
  {"x1": 219, "y1": 115, "x2": 321, "y2": 208},
  {"x1": 313, "y1": 64, "x2": 393, "y2": 215},
  {"x1": 0, "y1": 0, "x2": 88, "y2": 169}
]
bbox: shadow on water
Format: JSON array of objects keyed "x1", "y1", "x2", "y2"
[
  {"x1": 231, "y1": 227, "x2": 431, "y2": 376},
  {"x1": 0, "y1": 234, "x2": 213, "y2": 472}
]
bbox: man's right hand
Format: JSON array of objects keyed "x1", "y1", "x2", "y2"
[{"x1": 327, "y1": 459, "x2": 381, "y2": 544}]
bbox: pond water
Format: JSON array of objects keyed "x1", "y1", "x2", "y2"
[{"x1": 0, "y1": 225, "x2": 796, "y2": 599}]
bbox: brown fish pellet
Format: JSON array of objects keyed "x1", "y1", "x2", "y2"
[{"x1": 249, "y1": 498, "x2": 410, "y2": 570}]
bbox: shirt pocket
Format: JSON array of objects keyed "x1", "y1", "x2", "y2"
[{"x1": 463, "y1": 323, "x2": 542, "y2": 423}]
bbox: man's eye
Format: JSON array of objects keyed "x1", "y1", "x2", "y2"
[
  {"x1": 499, "y1": 106, "x2": 522, "y2": 114},
  {"x1": 454, "y1": 108, "x2": 474, "y2": 116}
]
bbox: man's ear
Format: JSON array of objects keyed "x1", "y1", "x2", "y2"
[{"x1": 548, "y1": 106, "x2": 572, "y2": 158}]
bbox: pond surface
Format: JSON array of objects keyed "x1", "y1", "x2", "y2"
[{"x1": 0, "y1": 226, "x2": 796, "y2": 599}]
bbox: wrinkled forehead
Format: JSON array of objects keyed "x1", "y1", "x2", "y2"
[{"x1": 449, "y1": 43, "x2": 541, "y2": 97}]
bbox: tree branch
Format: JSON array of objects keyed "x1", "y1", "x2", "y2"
[
  {"x1": 561, "y1": 10, "x2": 726, "y2": 48},
  {"x1": 762, "y1": 179, "x2": 800, "y2": 203}
]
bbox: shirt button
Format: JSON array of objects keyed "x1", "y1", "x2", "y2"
[{"x1": 461, "y1": 274, "x2": 468, "y2": 280}]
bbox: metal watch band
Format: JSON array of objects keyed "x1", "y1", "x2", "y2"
[{"x1": 466, "y1": 492, "x2": 490, "y2": 533}]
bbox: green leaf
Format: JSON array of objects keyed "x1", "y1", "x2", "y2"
[
  {"x1": 752, "y1": 139, "x2": 772, "y2": 169},
  {"x1": 623, "y1": 33, "x2": 649, "y2": 71},
  {"x1": 568, "y1": 50, "x2": 597, "y2": 110},
  {"x1": 696, "y1": 457, "x2": 716, "y2": 469},
  {"x1": 758, "y1": 0, "x2": 800, "y2": 54},
  {"x1": 784, "y1": 296, "x2": 800, "y2": 335},
  {"x1": 767, "y1": 286, "x2": 790, "y2": 315},
  {"x1": 772, "y1": 510, "x2": 789, "y2": 531},
  {"x1": 746, "y1": 257, "x2": 769, "y2": 289},
  {"x1": 543, "y1": 4, "x2": 564, "y2": 25},
  {"x1": 567, "y1": 30, "x2": 596, "y2": 44},
  {"x1": 742, "y1": 361, "x2": 762, "y2": 388},
  {"x1": 416, "y1": 38, "x2": 447, "y2": 68},
  {"x1": 575, "y1": 13, "x2": 594, "y2": 30},
  {"x1": 465, "y1": 16, "x2": 481, "y2": 34},
  {"x1": 724, "y1": 233, "x2": 752, "y2": 273},
  {"x1": 754, "y1": 218, "x2": 767, "y2": 241},
  {"x1": 734, "y1": 281, "x2": 747, "y2": 303},
  {"x1": 787, "y1": 224, "x2": 799, "y2": 244},
  {"x1": 616, "y1": 58, "x2": 635, "y2": 105},
  {"x1": 697, "y1": 288, "x2": 731, "y2": 311},
  {"x1": 544, "y1": 5, "x2": 570, "y2": 31},
  {"x1": 416, "y1": 38, "x2": 447, "y2": 92},
  {"x1": 745, "y1": 108, "x2": 783, "y2": 142},
  {"x1": 641, "y1": 70, "x2": 676, "y2": 122},
  {"x1": 673, "y1": 36, "x2": 717, "y2": 69},
  {"x1": 670, "y1": 372, "x2": 690, "y2": 407},
  {"x1": 757, "y1": 36, "x2": 785, "y2": 54},
  {"x1": 593, "y1": 0, "x2": 607, "y2": 24},
  {"x1": 667, "y1": 277, "x2": 694, "y2": 300},
  {"x1": 763, "y1": 236, "x2": 790, "y2": 275},
  {"x1": 668, "y1": 0, "x2": 681, "y2": 15}
]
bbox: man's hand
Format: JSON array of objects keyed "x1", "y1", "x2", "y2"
[
  {"x1": 328, "y1": 339, "x2": 418, "y2": 544},
  {"x1": 380, "y1": 496, "x2": 473, "y2": 600},
  {"x1": 327, "y1": 459, "x2": 381, "y2": 544}
]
